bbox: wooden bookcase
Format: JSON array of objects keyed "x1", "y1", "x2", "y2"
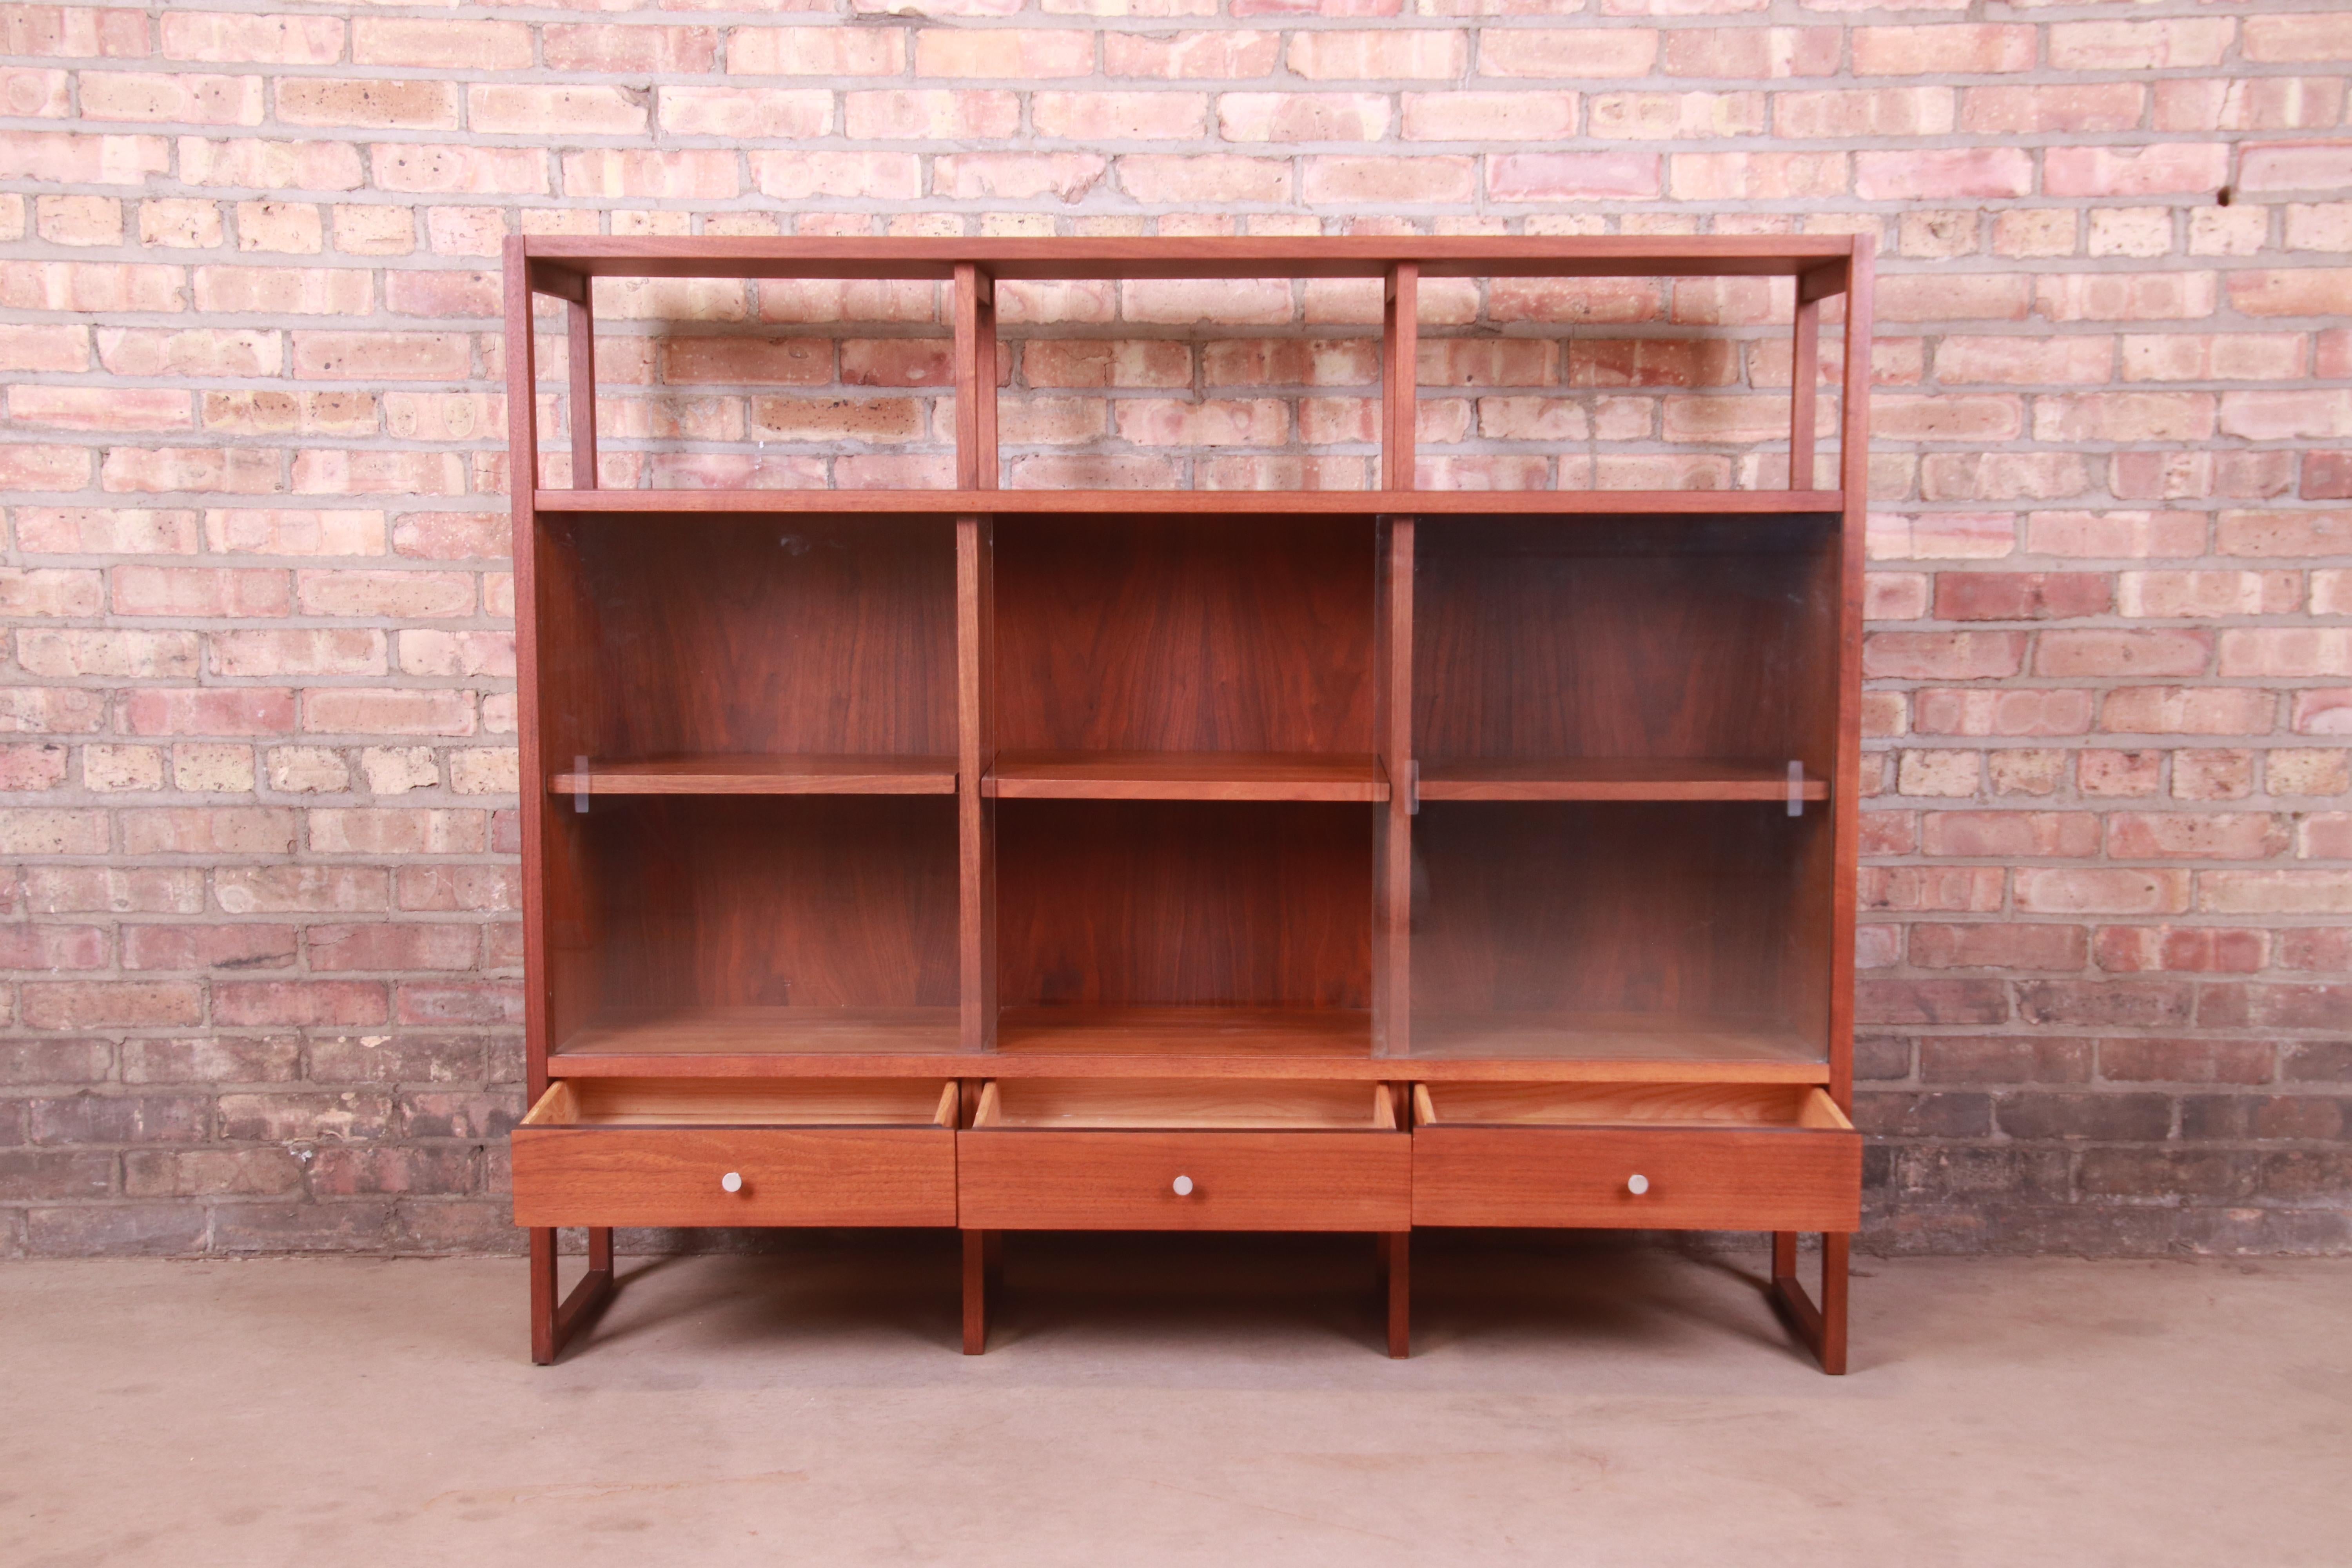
[{"x1": 503, "y1": 236, "x2": 1872, "y2": 1370}]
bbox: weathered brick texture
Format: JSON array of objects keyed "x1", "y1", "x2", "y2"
[{"x1": 2, "y1": 1, "x2": 2347, "y2": 1259}]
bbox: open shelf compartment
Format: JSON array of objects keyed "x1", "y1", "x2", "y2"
[
  {"x1": 1406, "y1": 799, "x2": 1831, "y2": 1068},
  {"x1": 545, "y1": 794, "x2": 962, "y2": 1061},
  {"x1": 1413, "y1": 513, "x2": 1838, "y2": 803},
  {"x1": 996, "y1": 797, "x2": 1375, "y2": 1058},
  {"x1": 536, "y1": 512, "x2": 955, "y2": 796}
]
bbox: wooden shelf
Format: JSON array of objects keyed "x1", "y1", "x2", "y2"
[
  {"x1": 556, "y1": 1007, "x2": 963, "y2": 1059},
  {"x1": 1406, "y1": 1012, "x2": 1825, "y2": 1068},
  {"x1": 1417, "y1": 758, "x2": 1831, "y2": 803},
  {"x1": 548, "y1": 754, "x2": 956, "y2": 797},
  {"x1": 974, "y1": 1077, "x2": 1392, "y2": 1131},
  {"x1": 987, "y1": 751, "x2": 1387, "y2": 803},
  {"x1": 538, "y1": 488, "x2": 1845, "y2": 518},
  {"x1": 997, "y1": 1006, "x2": 1372, "y2": 1057}
]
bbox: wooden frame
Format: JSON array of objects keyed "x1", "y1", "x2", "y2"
[{"x1": 506, "y1": 234, "x2": 1871, "y2": 1370}]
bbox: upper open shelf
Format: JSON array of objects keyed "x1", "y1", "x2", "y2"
[{"x1": 512, "y1": 232, "x2": 1870, "y2": 510}]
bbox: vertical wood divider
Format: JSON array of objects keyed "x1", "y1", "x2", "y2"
[
  {"x1": 1382, "y1": 262, "x2": 1419, "y2": 490},
  {"x1": 505, "y1": 237, "x2": 550, "y2": 1107},
  {"x1": 1376, "y1": 263, "x2": 1418, "y2": 1057},
  {"x1": 957, "y1": 516, "x2": 996, "y2": 1053},
  {"x1": 1373, "y1": 517, "x2": 1413, "y2": 1057},
  {"x1": 953, "y1": 263, "x2": 998, "y2": 492},
  {"x1": 1788, "y1": 294, "x2": 1819, "y2": 492},
  {"x1": 566, "y1": 290, "x2": 598, "y2": 489},
  {"x1": 953, "y1": 261, "x2": 998, "y2": 1052},
  {"x1": 1828, "y1": 237, "x2": 1873, "y2": 1114}
]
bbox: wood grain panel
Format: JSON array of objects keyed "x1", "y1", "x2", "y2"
[
  {"x1": 958, "y1": 1131, "x2": 1409, "y2": 1230},
  {"x1": 994, "y1": 514, "x2": 1374, "y2": 756},
  {"x1": 512, "y1": 1127, "x2": 956, "y2": 1227},
  {"x1": 1412, "y1": 1124, "x2": 1858, "y2": 1230},
  {"x1": 998, "y1": 799, "x2": 1372, "y2": 1010},
  {"x1": 559, "y1": 514, "x2": 955, "y2": 762},
  {"x1": 1415, "y1": 515, "x2": 1837, "y2": 768},
  {"x1": 574, "y1": 795, "x2": 959, "y2": 1022},
  {"x1": 987, "y1": 750, "x2": 1386, "y2": 802}
]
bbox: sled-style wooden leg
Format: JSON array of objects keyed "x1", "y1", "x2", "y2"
[
  {"x1": 530, "y1": 1226, "x2": 615, "y2": 1366},
  {"x1": 1769, "y1": 1230, "x2": 1849, "y2": 1375}
]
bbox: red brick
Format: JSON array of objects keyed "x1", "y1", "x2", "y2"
[
  {"x1": 1960, "y1": 83, "x2": 2145, "y2": 135},
  {"x1": 1862, "y1": 631, "x2": 2027, "y2": 680},
  {"x1": 1924, "y1": 811, "x2": 2101, "y2": 859},
  {"x1": 1911, "y1": 923, "x2": 2088, "y2": 971},
  {"x1": 1485, "y1": 151, "x2": 1660, "y2": 202},
  {"x1": 1853, "y1": 25, "x2": 2035, "y2": 76},
  {"x1": 1934, "y1": 573, "x2": 2111, "y2": 622},
  {"x1": 2036, "y1": 630, "x2": 2212, "y2": 679}
]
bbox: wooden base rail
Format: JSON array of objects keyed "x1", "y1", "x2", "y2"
[{"x1": 539, "y1": 1224, "x2": 1837, "y2": 1370}]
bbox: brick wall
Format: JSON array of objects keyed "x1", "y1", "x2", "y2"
[{"x1": 2, "y1": 2, "x2": 2348, "y2": 1259}]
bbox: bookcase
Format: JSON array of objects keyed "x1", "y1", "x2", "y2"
[{"x1": 503, "y1": 235, "x2": 1871, "y2": 1371}]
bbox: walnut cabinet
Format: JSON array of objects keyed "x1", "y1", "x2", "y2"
[{"x1": 503, "y1": 235, "x2": 1872, "y2": 1370}]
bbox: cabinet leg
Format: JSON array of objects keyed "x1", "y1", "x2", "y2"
[
  {"x1": 962, "y1": 1230, "x2": 990, "y2": 1355},
  {"x1": 1378, "y1": 1231, "x2": 1410, "y2": 1359},
  {"x1": 1769, "y1": 1230, "x2": 1849, "y2": 1376},
  {"x1": 529, "y1": 1226, "x2": 616, "y2": 1367}
]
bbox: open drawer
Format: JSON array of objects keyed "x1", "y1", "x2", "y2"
[
  {"x1": 958, "y1": 1080, "x2": 1410, "y2": 1232},
  {"x1": 512, "y1": 1079, "x2": 959, "y2": 1228},
  {"x1": 1411, "y1": 1082, "x2": 1858, "y2": 1232}
]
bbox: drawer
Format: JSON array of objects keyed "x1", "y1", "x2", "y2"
[
  {"x1": 958, "y1": 1079, "x2": 1410, "y2": 1232},
  {"x1": 1411, "y1": 1082, "x2": 1858, "y2": 1232},
  {"x1": 512, "y1": 1078, "x2": 958, "y2": 1228}
]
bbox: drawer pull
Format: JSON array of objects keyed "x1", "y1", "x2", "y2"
[
  {"x1": 1171, "y1": 1174, "x2": 1194, "y2": 1197},
  {"x1": 1627, "y1": 1174, "x2": 1650, "y2": 1196},
  {"x1": 720, "y1": 1171, "x2": 743, "y2": 1194}
]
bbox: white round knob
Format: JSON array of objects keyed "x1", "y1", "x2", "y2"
[
  {"x1": 1172, "y1": 1175, "x2": 1194, "y2": 1196},
  {"x1": 720, "y1": 1171, "x2": 743, "y2": 1194},
  {"x1": 1627, "y1": 1174, "x2": 1649, "y2": 1196}
]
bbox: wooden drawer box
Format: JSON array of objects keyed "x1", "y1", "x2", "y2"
[
  {"x1": 1412, "y1": 1082, "x2": 1859, "y2": 1232},
  {"x1": 958, "y1": 1080, "x2": 1410, "y2": 1232},
  {"x1": 512, "y1": 1079, "x2": 958, "y2": 1228}
]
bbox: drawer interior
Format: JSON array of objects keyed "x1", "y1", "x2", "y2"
[
  {"x1": 525, "y1": 1078, "x2": 957, "y2": 1129},
  {"x1": 973, "y1": 1078, "x2": 1396, "y2": 1131},
  {"x1": 1414, "y1": 1081, "x2": 1850, "y2": 1131}
]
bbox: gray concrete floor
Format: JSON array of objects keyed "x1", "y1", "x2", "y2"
[{"x1": 4, "y1": 1234, "x2": 2347, "y2": 1567}]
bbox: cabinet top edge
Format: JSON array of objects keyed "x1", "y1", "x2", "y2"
[
  {"x1": 535, "y1": 489, "x2": 1847, "y2": 519},
  {"x1": 515, "y1": 234, "x2": 1864, "y2": 283}
]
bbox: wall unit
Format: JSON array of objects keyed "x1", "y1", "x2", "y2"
[{"x1": 504, "y1": 235, "x2": 1872, "y2": 1371}]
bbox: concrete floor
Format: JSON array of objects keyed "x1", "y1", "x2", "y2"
[{"x1": 4, "y1": 1234, "x2": 2347, "y2": 1568}]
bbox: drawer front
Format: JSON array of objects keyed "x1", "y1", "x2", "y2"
[
  {"x1": 958, "y1": 1131, "x2": 1410, "y2": 1231},
  {"x1": 1413, "y1": 1126, "x2": 1859, "y2": 1232},
  {"x1": 512, "y1": 1127, "x2": 956, "y2": 1227}
]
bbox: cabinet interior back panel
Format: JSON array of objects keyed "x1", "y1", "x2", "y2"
[{"x1": 993, "y1": 514, "x2": 1376, "y2": 756}]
